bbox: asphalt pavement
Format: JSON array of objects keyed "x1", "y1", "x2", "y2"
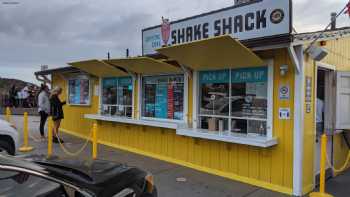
[{"x1": 3, "y1": 115, "x2": 350, "y2": 197}]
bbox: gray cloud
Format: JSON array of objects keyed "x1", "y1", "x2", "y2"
[{"x1": 0, "y1": 0, "x2": 349, "y2": 84}]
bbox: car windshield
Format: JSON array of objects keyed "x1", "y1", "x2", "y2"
[
  {"x1": 0, "y1": 169, "x2": 66, "y2": 197},
  {"x1": 0, "y1": 170, "x2": 19, "y2": 179}
]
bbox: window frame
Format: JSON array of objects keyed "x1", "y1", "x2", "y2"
[
  {"x1": 139, "y1": 73, "x2": 188, "y2": 124},
  {"x1": 66, "y1": 75, "x2": 92, "y2": 107},
  {"x1": 193, "y1": 59, "x2": 274, "y2": 139},
  {"x1": 99, "y1": 76, "x2": 134, "y2": 119}
]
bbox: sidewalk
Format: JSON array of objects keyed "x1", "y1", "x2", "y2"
[{"x1": 5, "y1": 115, "x2": 349, "y2": 197}]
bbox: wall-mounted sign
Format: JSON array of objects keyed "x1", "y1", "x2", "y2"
[
  {"x1": 305, "y1": 76, "x2": 312, "y2": 113},
  {"x1": 200, "y1": 70, "x2": 230, "y2": 84},
  {"x1": 142, "y1": 0, "x2": 291, "y2": 55},
  {"x1": 68, "y1": 78, "x2": 90, "y2": 105},
  {"x1": 279, "y1": 84, "x2": 290, "y2": 100},
  {"x1": 94, "y1": 85, "x2": 99, "y2": 96},
  {"x1": 155, "y1": 85, "x2": 168, "y2": 119},
  {"x1": 279, "y1": 108, "x2": 291, "y2": 120},
  {"x1": 231, "y1": 67, "x2": 268, "y2": 83}
]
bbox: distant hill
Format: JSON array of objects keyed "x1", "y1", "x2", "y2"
[{"x1": 0, "y1": 78, "x2": 38, "y2": 95}]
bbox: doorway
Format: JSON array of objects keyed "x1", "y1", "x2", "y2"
[{"x1": 314, "y1": 67, "x2": 335, "y2": 184}]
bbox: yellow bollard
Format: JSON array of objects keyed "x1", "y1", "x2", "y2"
[
  {"x1": 5, "y1": 107, "x2": 11, "y2": 122},
  {"x1": 92, "y1": 123, "x2": 98, "y2": 160},
  {"x1": 19, "y1": 112, "x2": 34, "y2": 152},
  {"x1": 310, "y1": 134, "x2": 334, "y2": 197},
  {"x1": 47, "y1": 117, "x2": 53, "y2": 157}
]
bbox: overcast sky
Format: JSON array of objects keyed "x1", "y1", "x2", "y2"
[{"x1": 0, "y1": 0, "x2": 349, "y2": 84}]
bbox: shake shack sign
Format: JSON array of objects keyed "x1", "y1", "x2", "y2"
[{"x1": 142, "y1": 0, "x2": 291, "y2": 55}]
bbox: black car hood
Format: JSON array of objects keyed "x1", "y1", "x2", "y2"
[{"x1": 3, "y1": 155, "x2": 147, "y2": 197}]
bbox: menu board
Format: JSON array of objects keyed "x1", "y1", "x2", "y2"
[
  {"x1": 68, "y1": 79, "x2": 90, "y2": 105},
  {"x1": 167, "y1": 84, "x2": 174, "y2": 119},
  {"x1": 173, "y1": 84, "x2": 184, "y2": 120},
  {"x1": 155, "y1": 84, "x2": 168, "y2": 118}
]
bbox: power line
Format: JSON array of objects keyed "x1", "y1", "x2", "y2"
[
  {"x1": 305, "y1": 2, "x2": 349, "y2": 52},
  {"x1": 327, "y1": 48, "x2": 350, "y2": 62}
]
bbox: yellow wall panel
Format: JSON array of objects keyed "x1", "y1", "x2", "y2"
[
  {"x1": 228, "y1": 144, "x2": 238, "y2": 174},
  {"x1": 302, "y1": 55, "x2": 316, "y2": 194},
  {"x1": 322, "y1": 37, "x2": 350, "y2": 71},
  {"x1": 259, "y1": 149, "x2": 272, "y2": 183}
]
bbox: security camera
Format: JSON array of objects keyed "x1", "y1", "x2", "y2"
[{"x1": 280, "y1": 64, "x2": 289, "y2": 76}]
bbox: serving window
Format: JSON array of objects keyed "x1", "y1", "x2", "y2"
[
  {"x1": 101, "y1": 77, "x2": 133, "y2": 118},
  {"x1": 198, "y1": 67, "x2": 272, "y2": 137},
  {"x1": 142, "y1": 75, "x2": 184, "y2": 121},
  {"x1": 68, "y1": 78, "x2": 91, "y2": 106}
]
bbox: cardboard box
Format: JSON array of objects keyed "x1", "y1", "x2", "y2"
[{"x1": 208, "y1": 118, "x2": 217, "y2": 131}]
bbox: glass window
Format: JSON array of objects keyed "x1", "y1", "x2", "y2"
[
  {"x1": 0, "y1": 170, "x2": 67, "y2": 196},
  {"x1": 68, "y1": 78, "x2": 90, "y2": 105},
  {"x1": 198, "y1": 67, "x2": 270, "y2": 137},
  {"x1": 102, "y1": 77, "x2": 133, "y2": 118},
  {"x1": 142, "y1": 75, "x2": 184, "y2": 120}
]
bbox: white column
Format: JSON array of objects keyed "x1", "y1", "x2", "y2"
[{"x1": 292, "y1": 45, "x2": 305, "y2": 196}]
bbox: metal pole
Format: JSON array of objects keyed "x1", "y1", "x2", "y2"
[
  {"x1": 47, "y1": 117, "x2": 53, "y2": 157},
  {"x1": 320, "y1": 134, "x2": 327, "y2": 193},
  {"x1": 5, "y1": 107, "x2": 11, "y2": 122},
  {"x1": 309, "y1": 134, "x2": 333, "y2": 197},
  {"x1": 19, "y1": 112, "x2": 34, "y2": 152},
  {"x1": 92, "y1": 123, "x2": 98, "y2": 160}
]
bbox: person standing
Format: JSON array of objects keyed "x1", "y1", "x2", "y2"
[
  {"x1": 38, "y1": 84, "x2": 50, "y2": 140},
  {"x1": 9, "y1": 85, "x2": 17, "y2": 107},
  {"x1": 316, "y1": 97, "x2": 324, "y2": 136},
  {"x1": 50, "y1": 86, "x2": 66, "y2": 143}
]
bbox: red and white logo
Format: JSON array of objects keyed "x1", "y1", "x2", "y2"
[
  {"x1": 345, "y1": 1, "x2": 350, "y2": 17},
  {"x1": 161, "y1": 17, "x2": 171, "y2": 46}
]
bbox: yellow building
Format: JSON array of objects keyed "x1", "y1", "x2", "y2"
[{"x1": 35, "y1": 1, "x2": 350, "y2": 196}]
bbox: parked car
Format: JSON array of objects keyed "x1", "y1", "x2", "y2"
[
  {"x1": 0, "y1": 118, "x2": 19, "y2": 155},
  {"x1": 0, "y1": 154, "x2": 157, "y2": 197}
]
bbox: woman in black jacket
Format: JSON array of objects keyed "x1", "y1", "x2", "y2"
[{"x1": 50, "y1": 86, "x2": 66, "y2": 143}]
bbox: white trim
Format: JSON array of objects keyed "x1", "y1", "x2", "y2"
[
  {"x1": 252, "y1": 43, "x2": 290, "y2": 52},
  {"x1": 288, "y1": 45, "x2": 301, "y2": 73},
  {"x1": 141, "y1": 116, "x2": 186, "y2": 124},
  {"x1": 85, "y1": 114, "x2": 179, "y2": 129},
  {"x1": 132, "y1": 76, "x2": 136, "y2": 119},
  {"x1": 267, "y1": 59, "x2": 274, "y2": 139},
  {"x1": 184, "y1": 73, "x2": 189, "y2": 124},
  {"x1": 292, "y1": 45, "x2": 305, "y2": 197},
  {"x1": 317, "y1": 62, "x2": 336, "y2": 71},
  {"x1": 137, "y1": 74, "x2": 142, "y2": 120},
  {"x1": 314, "y1": 62, "x2": 318, "y2": 184},
  {"x1": 198, "y1": 114, "x2": 267, "y2": 121},
  {"x1": 176, "y1": 128, "x2": 277, "y2": 148},
  {"x1": 98, "y1": 77, "x2": 102, "y2": 114},
  {"x1": 192, "y1": 71, "x2": 199, "y2": 129},
  {"x1": 228, "y1": 68, "x2": 232, "y2": 132}
]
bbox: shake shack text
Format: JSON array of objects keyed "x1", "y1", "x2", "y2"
[{"x1": 171, "y1": 10, "x2": 267, "y2": 45}]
